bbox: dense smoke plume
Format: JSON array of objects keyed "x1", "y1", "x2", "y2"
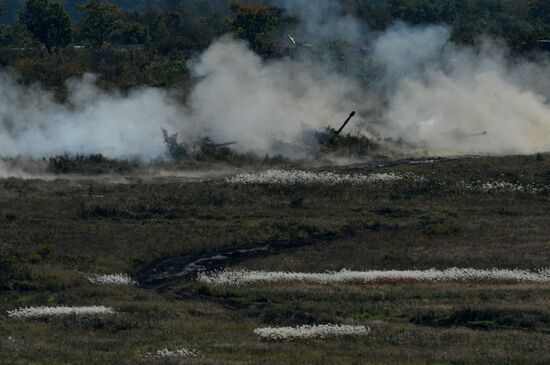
[
  {"x1": 375, "y1": 23, "x2": 550, "y2": 155},
  {"x1": 184, "y1": 36, "x2": 360, "y2": 154},
  {"x1": 0, "y1": 72, "x2": 183, "y2": 158},
  {"x1": 0, "y1": 37, "x2": 362, "y2": 159},
  {"x1": 0, "y1": 3, "x2": 550, "y2": 160}
]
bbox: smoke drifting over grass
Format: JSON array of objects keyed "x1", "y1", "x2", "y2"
[{"x1": 0, "y1": 4, "x2": 549, "y2": 160}]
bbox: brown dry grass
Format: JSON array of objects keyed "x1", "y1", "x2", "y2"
[{"x1": 1, "y1": 154, "x2": 550, "y2": 364}]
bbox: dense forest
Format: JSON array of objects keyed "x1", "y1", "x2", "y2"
[
  {"x1": 0, "y1": 0, "x2": 231, "y2": 21},
  {"x1": 0, "y1": 0, "x2": 548, "y2": 97}
]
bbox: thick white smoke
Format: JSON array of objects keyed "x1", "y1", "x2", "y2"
[
  {"x1": 0, "y1": 36, "x2": 363, "y2": 159},
  {"x1": 372, "y1": 23, "x2": 452, "y2": 83},
  {"x1": 184, "y1": 36, "x2": 360, "y2": 154},
  {"x1": 0, "y1": 72, "x2": 183, "y2": 158},
  {"x1": 376, "y1": 24, "x2": 550, "y2": 155},
  {"x1": 0, "y1": 7, "x2": 549, "y2": 160}
]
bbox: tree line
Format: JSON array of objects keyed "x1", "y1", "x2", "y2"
[
  {"x1": 0, "y1": 0, "x2": 231, "y2": 53},
  {"x1": 355, "y1": 0, "x2": 549, "y2": 46},
  {"x1": 0, "y1": 0, "x2": 547, "y2": 94}
]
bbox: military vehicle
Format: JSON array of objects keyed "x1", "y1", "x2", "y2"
[
  {"x1": 451, "y1": 129, "x2": 488, "y2": 139},
  {"x1": 162, "y1": 129, "x2": 238, "y2": 160},
  {"x1": 195, "y1": 136, "x2": 238, "y2": 152},
  {"x1": 312, "y1": 111, "x2": 357, "y2": 145}
]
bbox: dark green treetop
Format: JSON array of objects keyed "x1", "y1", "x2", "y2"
[
  {"x1": 228, "y1": 0, "x2": 288, "y2": 57},
  {"x1": 20, "y1": 0, "x2": 72, "y2": 53},
  {"x1": 79, "y1": 0, "x2": 122, "y2": 47}
]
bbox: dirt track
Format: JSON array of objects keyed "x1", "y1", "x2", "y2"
[
  {"x1": 134, "y1": 234, "x2": 339, "y2": 295},
  {"x1": 132, "y1": 155, "x2": 483, "y2": 296}
]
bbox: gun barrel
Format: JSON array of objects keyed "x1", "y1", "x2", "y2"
[
  {"x1": 335, "y1": 111, "x2": 357, "y2": 136},
  {"x1": 212, "y1": 141, "x2": 238, "y2": 148},
  {"x1": 463, "y1": 131, "x2": 488, "y2": 138}
]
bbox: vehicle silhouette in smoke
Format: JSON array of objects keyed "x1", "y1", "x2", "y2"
[
  {"x1": 195, "y1": 136, "x2": 238, "y2": 151},
  {"x1": 450, "y1": 129, "x2": 488, "y2": 139},
  {"x1": 162, "y1": 111, "x2": 362, "y2": 160},
  {"x1": 162, "y1": 128, "x2": 238, "y2": 161},
  {"x1": 271, "y1": 111, "x2": 370, "y2": 158},
  {"x1": 311, "y1": 111, "x2": 357, "y2": 145}
]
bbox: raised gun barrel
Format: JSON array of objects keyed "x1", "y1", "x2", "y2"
[{"x1": 335, "y1": 111, "x2": 357, "y2": 137}]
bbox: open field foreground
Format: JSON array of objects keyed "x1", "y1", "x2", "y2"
[{"x1": 2, "y1": 154, "x2": 550, "y2": 364}]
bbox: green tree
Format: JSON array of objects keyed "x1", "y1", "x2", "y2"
[
  {"x1": 349, "y1": 1, "x2": 393, "y2": 31},
  {"x1": 79, "y1": 0, "x2": 123, "y2": 47},
  {"x1": 0, "y1": 256, "x2": 16, "y2": 291},
  {"x1": 146, "y1": 9, "x2": 226, "y2": 56},
  {"x1": 0, "y1": 1, "x2": 5, "y2": 44},
  {"x1": 114, "y1": 12, "x2": 150, "y2": 45},
  {"x1": 228, "y1": 0, "x2": 287, "y2": 57},
  {"x1": 387, "y1": 0, "x2": 447, "y2": 24},
  {"x1": 20, "y1": 0, "x2": 72, "y2": 54},
  {"x1": 529, "y1": 0, "x2": 550, "y2": 39}
]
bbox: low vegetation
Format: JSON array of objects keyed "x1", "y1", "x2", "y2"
[{"x1": 1, "y1": 154, "x2": 550, "y2": 363}]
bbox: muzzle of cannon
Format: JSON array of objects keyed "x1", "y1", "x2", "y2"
[
  {"x1": 334, "y1": 111, "x2": 357, "y2": 137},
  {"x1": 198, "y1": 136, "x2": 238, "y2": 150},
  {"x1": 312, "y1": 111, "x2": 358, "y2": 145}
]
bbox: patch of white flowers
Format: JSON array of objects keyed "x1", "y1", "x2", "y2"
[
  {"x1": 253, "y1": 324, "x2": 370, "y2": 341},
  {"x1": 226, "y1": 169, "x2": 416, "y2": 185},
  {"x1": 143, "y1": 347, "x2": 199, "y2": 359},
  {"x1": 87, "y1": 274, "x2": 137, "y2": 286},
  {"x1": 198, "y1": 268, "x2": 550, "y2": 286},
  {"x1": 462, "y1": 180, "x2": 543, "y2": 194},
  {"x1": 7, "y1": 305, "x2": 115, "y2": 318}
]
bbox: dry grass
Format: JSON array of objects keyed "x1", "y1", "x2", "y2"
[{"x1": 2, "y1": 154, "x2": 550, "y2": 364}]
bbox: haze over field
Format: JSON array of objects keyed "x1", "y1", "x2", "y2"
[{"x1": 0, "y1": 0, "x2": 549, "y2": 159}]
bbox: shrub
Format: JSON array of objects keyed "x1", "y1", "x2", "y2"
[
  {"x1": 0, "y1": 256, "x2": 16, "y2": 290},
  {"x1": 423, "y1": 223, "x2": 459, "y2": 236},
  {"x1": 162, "y1": 128, "x2": 188, "y2": 161},
  {"x1": 48, "y1": 154, "x2": 138, "y2": 174}
]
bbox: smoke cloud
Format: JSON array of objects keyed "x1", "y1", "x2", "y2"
[
  {"x1": 271, "y1": 0, "x2": 368, "y2": 45},
  {"x1": 0, "y1": 72, "x2": 183, "y2": 158},
  {"x1": 377, "y1": 25, "x2": 550, "y2": 155},
  {"x1": 184, "y1": 36, "x2": 360, "y2": 154},
  {"x1": 0, "y1": 3, "x2": 549, "y2": 160},
  {"x1": 0, "y1": 36, "x2": 363, "y2": 159}
]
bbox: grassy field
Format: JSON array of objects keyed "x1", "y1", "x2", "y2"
[{"x1": 1, "y1": 154, "x2": 550, "y2": 364}]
